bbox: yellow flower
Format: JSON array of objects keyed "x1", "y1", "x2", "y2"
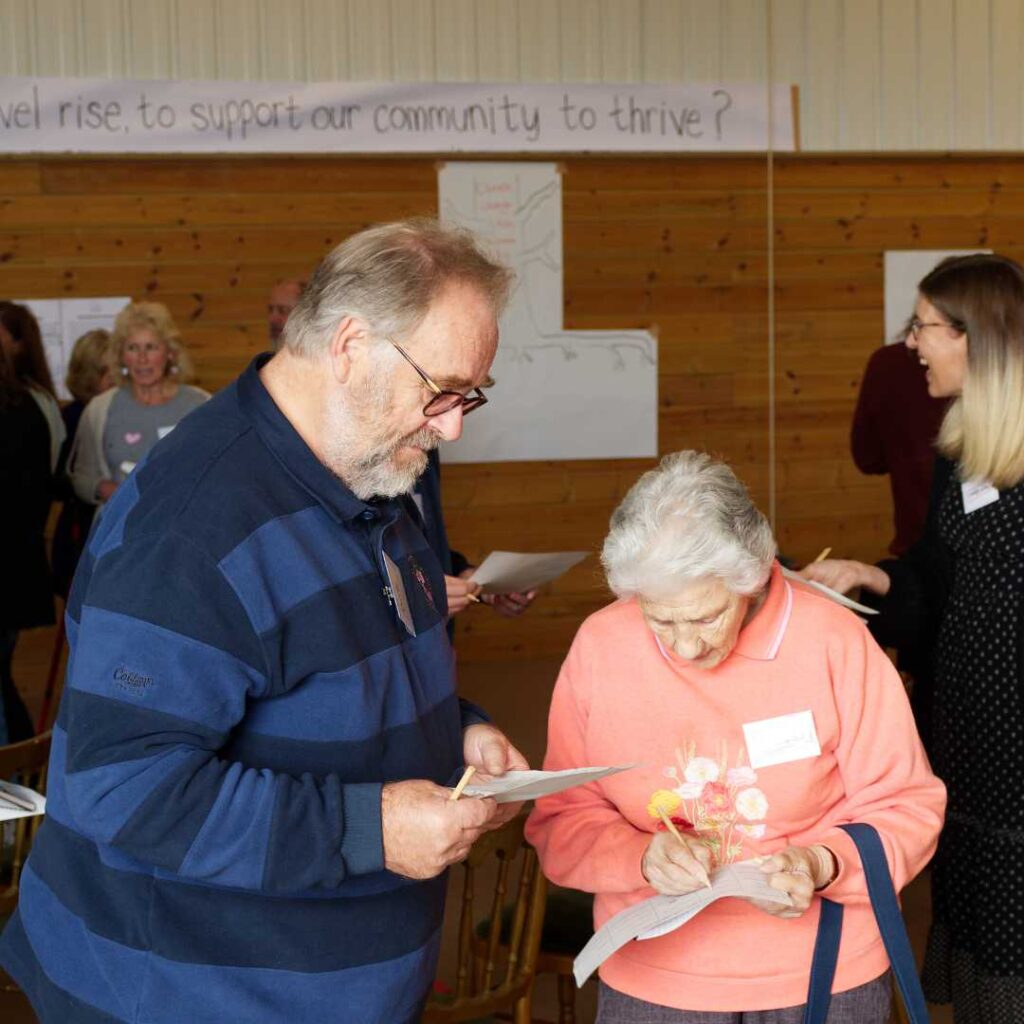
[{"x1": 647, "y1": 789, "x2": 682, "y2": 819}]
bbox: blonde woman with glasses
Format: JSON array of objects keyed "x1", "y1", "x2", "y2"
[{"x1": 803, "y1": 253, "x2": 1024, "y2": 1024}]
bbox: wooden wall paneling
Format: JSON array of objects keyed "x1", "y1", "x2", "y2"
[
  {"x1": 13, "y1": 151, "x2": 1020, "y2": 659},
  {"x1": 173, "y1": 0, "x2": 219, "y2": 80}
]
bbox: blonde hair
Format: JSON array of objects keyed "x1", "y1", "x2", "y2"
[
  {"x1": 919, "y1": 254, "x2": 1024, "y2": 488},
  {"x1": 111, "y1": 301, "x2": 195, "y2": 384},
  {"x1": 65, "y1": 329, "x2": 114, "y2": 402}
]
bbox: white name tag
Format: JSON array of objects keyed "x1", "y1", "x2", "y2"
[
  {"x1": 157, "y1": 425, "x2": 176, "y2": 440},
  {"x1": 961, "y1": 479, "x2": 999, "y2": 515},
  {"x1": 742, "y1": 710, "x2": 821, "y2": 769}
]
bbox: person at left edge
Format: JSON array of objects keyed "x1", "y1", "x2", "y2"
[{"x1": 0, "y1": 218, "x2": 528, "y2": 1024}]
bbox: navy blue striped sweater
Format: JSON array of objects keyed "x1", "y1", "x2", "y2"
[{"x1": 0, "y1": 356, "x2": 481, "y2": 1023}]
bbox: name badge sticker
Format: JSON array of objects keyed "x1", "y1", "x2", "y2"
[
  {"x1": 742, "y1": 710, "x2": 821, "y2": 769},
  {"x1": 961, "y1": 479, "x2": 1000, "y2": 515}
]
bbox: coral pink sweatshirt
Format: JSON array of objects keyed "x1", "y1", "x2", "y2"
[{"x1": 526, "y1": 563, "x2": 945, "y2": 1012}]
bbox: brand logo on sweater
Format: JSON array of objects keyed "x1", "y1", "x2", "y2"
[
  {"x1": 113, "y1": 666, "x2": 153, "y2": 695},
  {"x1": 408, "y1": 555, "x2": 436, "y2": 611}
]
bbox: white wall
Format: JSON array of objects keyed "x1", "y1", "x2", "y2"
[{"x1": 2, "y1": 0, "x2": 1021, "y2": 151}]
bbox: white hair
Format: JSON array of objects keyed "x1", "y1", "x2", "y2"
[{"x1": 601, "y1": 451, "x2": 776, "y2": 599}]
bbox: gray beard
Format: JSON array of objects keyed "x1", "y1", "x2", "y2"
[{"x1": 345, "y1": 429, "x2": 439, "y2": 500}]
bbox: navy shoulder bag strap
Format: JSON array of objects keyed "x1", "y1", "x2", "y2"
[{"x1": 801, "y1": 823, "x2": 929, "y2": 1024}]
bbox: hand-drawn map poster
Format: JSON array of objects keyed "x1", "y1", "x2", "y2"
[{"x1": 439, "y1": 162, "x2": 658, "y2": 462}]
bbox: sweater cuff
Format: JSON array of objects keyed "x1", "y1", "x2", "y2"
[
  {"x1": 340, "y1": 782, "x2": 384, "y2": 877},
  {"x1": 813, "y1": 829, "x2": 867, "y2": 902},
  {"x1": 459, "y1": 697, "x2": 491, "y2": 729}
]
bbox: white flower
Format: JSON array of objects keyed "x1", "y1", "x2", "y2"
[
  {"x1": 684, "y1": 757, "x2": 720, "y2": 784},
  {"x1": 735, "y1": 787, "x2": 768, "y2": 821},
  {"x1": 676, "y1": 781, "x2": 705, "y2": 799},
  {"x1": 726, "y1": 766, "x2": 757, "y2": 787},
  {"x1": 737, "y1": 823, "x2": 767, "y2": 838}
]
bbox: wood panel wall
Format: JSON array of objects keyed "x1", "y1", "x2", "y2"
[{"x1": 2, "y1": 153, "x2": 1014, "y2": 662}]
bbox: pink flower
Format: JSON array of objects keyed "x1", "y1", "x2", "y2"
[{"x1": 700, "y1": 781, "x2": 733, "y2": 817}]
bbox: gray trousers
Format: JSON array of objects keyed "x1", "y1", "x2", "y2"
[{"x1": 596, "y1": 973, "x2": 892, "y2": 1023}]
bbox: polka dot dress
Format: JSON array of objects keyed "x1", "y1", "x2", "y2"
[{"x1": 920, "y1": 470, "x2": 1024, "y2": 1022}]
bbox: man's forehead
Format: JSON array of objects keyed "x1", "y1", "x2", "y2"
[{"x1": 269, "y1": 281, "x2": 303, "y2": 305}]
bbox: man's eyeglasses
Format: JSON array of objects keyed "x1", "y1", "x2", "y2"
[{"x1": 389, "y1": 339, "x2": 491, "y2": 417}]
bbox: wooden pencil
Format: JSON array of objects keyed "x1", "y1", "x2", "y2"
[{"x1": 449, "y1": 765, "x2": 477, "y2": 801}]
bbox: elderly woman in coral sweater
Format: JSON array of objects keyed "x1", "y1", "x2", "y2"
[{"x1": 526, "y1": 451, "x2": 945, "y2": 1024}]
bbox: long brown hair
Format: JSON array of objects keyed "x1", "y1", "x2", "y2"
[
  {"x1": 919, "y1": 254, "x2": 1024, "y2": 488},
  {"x1": 0, "y1": 300, "x2": 56, "y2": 397},
  {"x1": 0, "y1": 333, "x2": 28, "y2": 411}
]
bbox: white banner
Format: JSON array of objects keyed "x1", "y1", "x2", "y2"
[{"x1": 0, "y1": 77, "x2": 795, "y2": 154}]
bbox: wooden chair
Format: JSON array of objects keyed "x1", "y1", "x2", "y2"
[
  {"x1": 422, "y1": 814, "x2": 547, "y2": 1024},
  {"x1": 0, "y1": 731, "x2": 51, "y2": 920}
]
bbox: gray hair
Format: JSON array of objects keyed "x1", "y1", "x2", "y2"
[
  {"x1": 601, "y1": 451, "x2": 776, "y2": 599},
  {"x1": 283, "y1": 218, "x2": 513, "y2": 357}
]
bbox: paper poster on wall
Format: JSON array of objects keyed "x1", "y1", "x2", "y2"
[
  {"x1": 439, "y1": 163, "x2": 657, "y2": 462},
  {"x1": 883, "y1": 251, "x2": 989, "y2": 344},
  {"x1": 17, "y1": 296, "x2": 129, "y2": 399}
]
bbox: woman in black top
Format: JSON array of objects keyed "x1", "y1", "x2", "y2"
[
  {"x1": 0, "y1": 336, "x2": 54, "y2": 744},
  {"x1": 803, "y1": 254, "x2": 1024, "y2": 1024}
]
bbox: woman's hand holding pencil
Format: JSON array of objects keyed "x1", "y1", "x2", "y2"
[{"x1": 641, "y1": 820, "x2": 714, "y2": 895}]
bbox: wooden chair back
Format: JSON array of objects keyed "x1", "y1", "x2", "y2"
[
  {"x1": 0, "y1": 731, "x2": 52, "y2": 918},
  {"x1": 422, "y1": 813, "x2": 547, "y2": 1024}
]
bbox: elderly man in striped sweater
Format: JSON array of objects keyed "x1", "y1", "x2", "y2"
[{"x1": 1, "y1": 219, "x2": 527, "y2": 1024}]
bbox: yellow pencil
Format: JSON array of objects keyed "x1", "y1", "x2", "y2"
[
  {"x1": 450, "y1": 765, "x2": 476, "y2": 801},
  {"x1": 812, "y1": 546, "x2": 832, "y2": 564}
]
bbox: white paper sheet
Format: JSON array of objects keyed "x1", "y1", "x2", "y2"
[
  {"x1": 439, "y1": 163, "x2": 658, "y2": 462},
  {"x1": 573, "y1": 861, "x2": 792, "y2": 986},
  {"x1": 781, "y1": 567, "x2": 878, "y2": 616},
  {"x1": 460, "y1": 765, "x2": 633, "y2": 804},
  {"x1": 469, "y1": 550, "x2": 589, "y2": 595},
  {"x1": 17, "y1": 295, "x2": 129, "y2": 400},
  {"x1": 0, "y1": 781, "x2": 46, "y2": 822}
]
